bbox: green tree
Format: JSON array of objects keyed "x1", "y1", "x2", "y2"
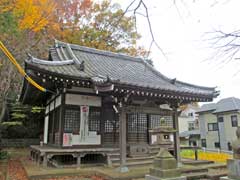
[{"x1": 0, "y1": 0, "x2": 147, "y2": 110}]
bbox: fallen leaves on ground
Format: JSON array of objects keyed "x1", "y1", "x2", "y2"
[
  {"x1": 8, "y1": 158, "x2": 105, "y2": 180},
  {"x1": 8, "y1": 159, "x2": 29, "y2": 180},
  {"x1": 38, "y1": 175, "x2": 105, "y2": 180},
  {"x1": 0, "y1": 161, "x2": 7, "y2": 180}
]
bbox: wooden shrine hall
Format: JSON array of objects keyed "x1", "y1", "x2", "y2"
[{"x1": 20, "y1": 40, "x2": 218, "y2": 170}]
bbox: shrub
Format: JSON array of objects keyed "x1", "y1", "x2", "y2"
[
  {"x1": 0, "y1": 151, "x2": 8, "y2": 160},
  {"x1": 0, "y1": 122, "x2": 28, "y2": 138},
  {"x1": 1, "y1": 121, "x2": 22, "y2": 126}
]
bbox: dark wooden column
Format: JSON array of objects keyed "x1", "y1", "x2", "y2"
[
  {"x1": 119, "y1": 106, "x2": 129, "y2": 172},
  {"x1": 59, "y1": 92, "x2": 65, "y2": 147},
  {"x1": 50, "y1": 97, "x2": 56, "y2": 144},
  {"x1": 172, "y1": 106, "x2": 181, "y2": 164}
]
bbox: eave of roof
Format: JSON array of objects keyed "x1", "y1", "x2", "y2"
[{"x1": 23, "y1": 40, "x2": 219, "y2": 102}]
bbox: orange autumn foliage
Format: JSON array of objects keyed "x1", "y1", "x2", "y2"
[
  {"x1": 1, "y1": 0, "x2": 56, "y2": 32},
  {"x1": 0, "y1": 0, "x2": 147, "y2": 57}
]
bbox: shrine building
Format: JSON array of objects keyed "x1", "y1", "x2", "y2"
[{"x1": 20, "y1": 40, "x2": 218, "y2": 169}]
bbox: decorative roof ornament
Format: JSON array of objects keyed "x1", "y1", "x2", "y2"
[
  {"x1": 55, "y1": 40, "x2": 85, "y2": 71},
  {"x1": 171, "y1": 78, "x2": 177, "y2": 84},
  {"x1": 91, "y1": 75, "x2": 114, "y2": 92},
  {"x1": 78, "y1": 61, "x2": 85, "y2": 71}
]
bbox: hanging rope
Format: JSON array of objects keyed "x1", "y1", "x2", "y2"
[{"x1": 0, "y1": 40, "x2": 49, "y2": 93}]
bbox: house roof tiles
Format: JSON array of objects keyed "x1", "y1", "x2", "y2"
[{"x1": 197, "y1": 97, "x2": 240, "y2": 113}]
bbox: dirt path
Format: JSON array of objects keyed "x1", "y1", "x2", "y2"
[
  {"x1": 8, "y1": 158, "x2": 105, "y2": 180},
  {"x1": 8, "y1": 159, "x2": 29, "y2": 180}
]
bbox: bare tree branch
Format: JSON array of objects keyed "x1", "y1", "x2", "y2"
[
  {"x1": 111, "y1": 0, "x2": 167, "y2": 59},
  {"x1": 173, "y1": 0, "x2": 185, "y2": 23},
  {"x1": 205, "y1": 29, "x2": 240, "y2": 65}
]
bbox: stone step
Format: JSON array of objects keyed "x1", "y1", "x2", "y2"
[
  {"x1": 149, "y1": 151, "x2": 159, "y2": 155},
  {"x1": 108, "y1": 153, "x2": 120, "y2": 158},
  {"x1": 148, "y1": 144, "x2": 173, "y2": 148},
  {"x1": 183, "y1": 172, "x2": 207, "y2": 180},
  {"x1": 182, "y1": 159, "x2": 214, "y2": 166},
  {"x1": 111, "y1": 156, "x2": 155, "y2": 164},
  {"x1": 113, "y1": 160, "x2": 153, "y2": 167},
  {"x1": 206, "y1": 169, "x2": 228, "y2": 180},
  {"x1": 206, "y1": 164, "x2": 227, "y2": 169},
  {"x1": 181, "y1": 167, "x2": 208, "y2": 174},
  {"x1": 127, "y1": 156, "x2": 155, "y2": 162}
]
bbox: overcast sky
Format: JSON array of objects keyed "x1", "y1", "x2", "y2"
[{"x1": 111, "y1": 0, "x2": 240, "y2": 103}]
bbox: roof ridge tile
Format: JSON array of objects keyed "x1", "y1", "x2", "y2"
[{"x1": 55, "y1": 39, "x2": 143, "y2": 62}]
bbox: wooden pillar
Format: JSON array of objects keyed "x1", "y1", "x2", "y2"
[
  {"x1": 60, "y1": 92, "x2": 65, "y2": 147},
  {"x1": 172, "y1": 106, "x2": 181, "y2": 165},
  {"x1": 43, "y1": 154, "x2": 48, "y2": 167},
  {"x1": 43, "y1": 116, "x2": 49, "y2": 144},
  {"x1": 77, "y1": 155, "x2": 81, "y2": 167},
  {"x1": 52, "y1": 96, "x2": 56, "y2": 144},
  {"x1": 36, "y1": 153, "x2": 40, "y2": 166},
  {"x1": 119, "y1": 106, "x2": 129, "y2": 172},
  {"x1": 107, "y1": 155, "x2": 112, "y2": 167}
]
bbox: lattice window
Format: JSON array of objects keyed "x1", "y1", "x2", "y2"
[
  {"x1": 55, "y1": 132, "x2": 61, "y2": 145},
  {"x1": 64, "y1": 108, "x2": 80, "y2": 132},
  {"x1": 164, "y1": 116, "x2": 173, "y2": 127},
  {"x1": 127, "y1": 113, "x2": 138, "y2": 133},
  {"x1": 103, "y1": 108, "x2": 119, "y2": 144},
  {"x1": 89, "y1": 107, "x2": 101, "y2": 133},
  {"x1": 127, "y1": 113, "x2": 148, "y2": 143},
  {"x1": 128, "y1": 113, "x2": 148, "y2": 133},
  {"x1": 149, "y1": 114, "x2": 173, "y2": 128},
  {"x1": 104, "y1": 108, "x2": 119, "y2": 133},
  {"x1": 149, "y1": 114, "x2": 161, "y2": 128},
  {"x1": 138, "y1": 113, "x2": 148, "y2": 132}
]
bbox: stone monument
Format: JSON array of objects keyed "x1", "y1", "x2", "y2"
[
  {"x1": 221, "y1": 127, "x2": 240, "y2": 180},
  {"x1": 145, "y1": 149, "x2": 186, "y2": 180}
]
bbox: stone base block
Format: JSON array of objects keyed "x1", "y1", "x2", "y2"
[
  {"x1": 116, "y1": 166, "x2": 129, "y2": 173},
  {"x1": 145, "y1": 174, "x2": 186, "y2": 180},
  {"x1": 227, "y1": 159, "x2": 240, "y2": 179},
  {"x1": 154, "y1": 158, "x2": 177, "y2": 169},
  {"x1": 150, "y1": 168, "x2": 181, "y2": 178}
]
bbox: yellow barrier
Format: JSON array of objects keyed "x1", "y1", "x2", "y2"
[
  {"x1": 181, "y1": 150, "x2": 232, "y2": 163},
  {"x1": 0, "y1": 41, "x2": 47, "y2": 92}
]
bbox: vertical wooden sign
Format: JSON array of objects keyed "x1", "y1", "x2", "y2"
[{"x1": 80, "y1": 106, "x2": 89, "y2": 142}]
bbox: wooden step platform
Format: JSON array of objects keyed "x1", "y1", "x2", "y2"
[{"x1": 30, "y1": 145, "x2": 120, "y2": 167}]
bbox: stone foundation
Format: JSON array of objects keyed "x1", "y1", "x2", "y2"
[
  {"x1": 145, "y1": 149, "x2": 186, "y2": 180},
  {"x1": 146, "y1": 175, "x2": 186, "y2": 180}
]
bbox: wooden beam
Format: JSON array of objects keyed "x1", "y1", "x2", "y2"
[
  {"x1": 60, "y1": 92, "x2": 65, "y2": 147},
  {"x1": 119, "y1": 106, "x2": 129, "y2": 172},
  {"x1": 172, "y1": 106, "x2": 181, "y2": 165}
]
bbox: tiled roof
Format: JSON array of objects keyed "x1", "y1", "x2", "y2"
[
  {"x1": 196, "y1": 103, "x2": 216, "y2": 113},
  {"x1": 197, "y1": 97, "x2": 240, "y2": 113},
  {"x1": 213, "y1": 97, "x2": 240, "y2": 113},
  {"x1": 25, "y1": 40, "x2": 218, "y2": 99}
]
